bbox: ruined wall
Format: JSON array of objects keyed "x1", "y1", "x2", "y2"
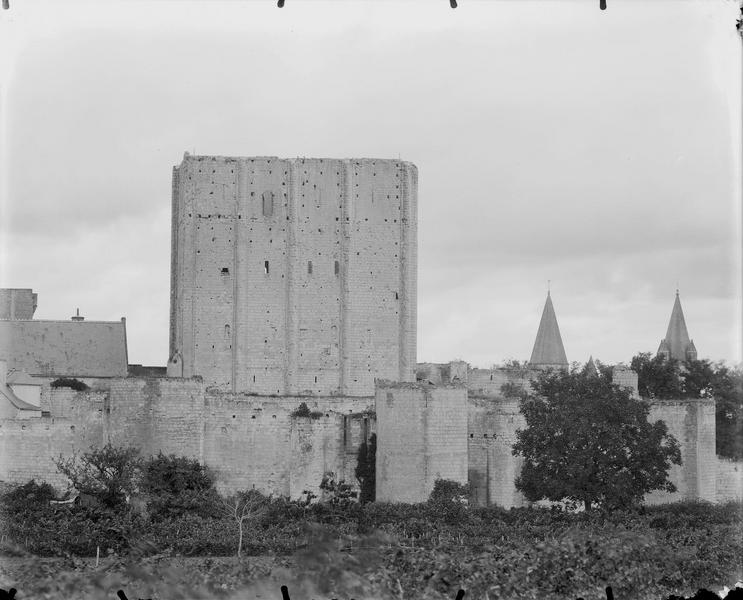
[
  {"x1": 716, "y1": 457, "x2": 743, "y2": 503},
  {"x1": 645, "y1": 399, "x2": 716, "y2": 504},
  {"x1": 170, "y1": 155, "x2": 417, "y2": 397},
  {"x1": 1, "y1": 377, "x2": 374, "y2": 499},
  {"x1": 375, "y1": 382, "x2": 468, "y2": 503},
  {"x1": 0, "y1": 289, "x2": 37, "y2": 320}
]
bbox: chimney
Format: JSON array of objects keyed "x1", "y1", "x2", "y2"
[{"x1": 71, "y1": 308, "x2": 84, "y2": 322}]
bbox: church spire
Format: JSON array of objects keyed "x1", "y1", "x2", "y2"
[
  {"x1": 529, "y1": 291, "x2": 569, "y2": 369},
  {"x1": 657, "y1": 290, "x2": 697, "y2": 361}
]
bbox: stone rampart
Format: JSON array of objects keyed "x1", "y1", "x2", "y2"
[
  {"x1": 716, "y1": 456, "x2": 743, "y2": 503},
  {"x1": 1, "y1": 377, "x2": 375, "y2": 499},
  {"x1": 375, "y1": 381, "x2": 468, "y2": 503}
]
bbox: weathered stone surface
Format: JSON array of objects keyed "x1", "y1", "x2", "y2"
[{"x1": 169, "y1": 155, "x2": 417, "y2": 397}]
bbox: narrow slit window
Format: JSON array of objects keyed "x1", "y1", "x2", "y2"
[
  {"x1": 262, "y1": 191, "x2": 274, "y2": 217},
  {"x1": 264, "y1": 260, "x2": 270, "y2": 274},
  {"x1": 395, "y1": 291, "x2": 399, "y2": 300},
  {"x1": 334, "y1": 260, "x2": 340, "y2": 276},
  {"x1": 224, "y1": 324, "x2": 230, "y2": 338},
  {"x1": 308, "y1": 260, "x2": 313, "y2": 274}
]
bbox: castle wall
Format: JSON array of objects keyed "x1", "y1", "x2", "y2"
[
  {"x1": 716, "y1": 457, "x2": 743, "y2": 503},
  {"x1": 170, "y1": 155, "x2": 417, "y2": 397},
  {"x1": 467, "y1": 396, "x2": 528, "y2": 508},
  {"x1": 645, "y1": 399, "x2": 716, "y2": 504},
  {"x1": 0, "y1": 377, "x2": 374, "y2": 499},
  {"x1": 375, "y1": 382, "x2": 468, "y2": 503}
]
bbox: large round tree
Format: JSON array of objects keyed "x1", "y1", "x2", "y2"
[{"x1": 511, "y1": 368, "x2": 682, "y2": 511}]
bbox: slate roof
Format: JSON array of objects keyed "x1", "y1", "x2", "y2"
[
  {"x1": 657, "y1": 292, "x2": 695, "y2": 361},
  {"x1": 0, "y1": 319, "x2": 128, "y2": 378},
  {"x1": 529, "y1": 292, "x2": 569, "y2": 367}
]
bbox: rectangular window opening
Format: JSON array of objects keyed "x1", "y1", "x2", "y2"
[
  {"x1": 334, "y1": 260, "x2": 340, "y2": 276},
  {"x1": 308, "y1": 260, "x2": 313, "y2": 274},
  {"x1": 221, "y1": 267, "x2": 229, "y2": 275},
  {"x1": 264, "y1": 260, "x2": 270, "y2": 274}
]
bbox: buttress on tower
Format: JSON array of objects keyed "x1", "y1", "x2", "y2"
[{"x1": 168, "y1": 154, "x2": 418, "y2": 397}]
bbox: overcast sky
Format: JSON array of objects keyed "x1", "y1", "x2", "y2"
[{"x1": 1, "y1": 0, "x2": 740, "y2": 369}]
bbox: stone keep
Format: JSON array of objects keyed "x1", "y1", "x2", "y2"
[{"x1": 168, "y1": 154, "x2": 417, "y2": 396}]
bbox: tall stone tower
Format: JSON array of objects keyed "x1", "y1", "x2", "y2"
[
  {"x1": 529, "y1": 291, "x2": 569, "y2": 369},
  {"x1": 657, "y1": 291, "x2": 697, "y2": 362},
  {"x1": 168, "y1": 154, "x2": 417, "y2": 396}
]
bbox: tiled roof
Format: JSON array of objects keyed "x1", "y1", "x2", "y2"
[
  {"x1": 529, "y1": 292, "x2": 568, "y2": 367},
  {"x1": 0, "y1": 319, "x2": 128, "y2": 378}
]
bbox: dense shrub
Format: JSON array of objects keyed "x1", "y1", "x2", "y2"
[
  {"x1": 1, "y1": 486, "x2": 740, "y2": 600},
  {"x1": 1, "y1": 479, "x2": 56, "y2": 516},
  {"x1": 141, "y1": 453, "x2": 220, "y2": 518},
  {"x1": 50, "y1": 377, "x2": 89, "y2": 391}
]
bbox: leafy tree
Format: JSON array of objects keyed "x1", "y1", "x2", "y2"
[
  {"x1": 592, "y1": 359, "x2": 615, "y2": 381},
  {"x1": 427, "y1": 478, "x2": 470, "y2": 523},
  {"x1": 630, "y1": 352, "x2": 682, "y2": 399},
  {"x1": 141, "y1": 452, "x2": 220, "y2": 518},
  {"x1": 512, "y1": 369, "x2": 682, "y2": 511},
  {"x1": 319, "y1": 472, "x2": 358, "y2": 506},
  {"x1": 54, "y1": 443, "x2": 142, "y2": 509},
  {"x1": 1, "y1": 479, "x2": 56, "y2": 516},
  {"x1": 709, "y1": 362, "x2": 743, "y2": 459},
  {"x1": 355, "y1": 433, "x2": 376, "y2": 503},
  {"x1": 679, "y1": 358, "x2": 716, "y2": 399},
  {"x1": 221, "y1": 489, "x2": 269, "y2": 557}
]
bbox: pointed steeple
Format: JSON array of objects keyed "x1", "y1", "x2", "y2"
[
  {"x1": 529, "y1": 291, "x2": 568, "y2": 369},
  {"x1": 657, "y1": 290, "x2": 697, "y2": 361},
  {"x1": 584, "y1": 355, "x2": 599, "y2": 377}
]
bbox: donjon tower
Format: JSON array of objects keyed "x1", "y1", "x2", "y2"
[{"x1": 168, "y1": 154, "x2": 417, "y2": 396}]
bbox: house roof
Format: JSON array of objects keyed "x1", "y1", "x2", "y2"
[
  {"x1": 0, "y1": 319, "x2": 128, "y2": 378},
  {"x1": 529, "y1": 292, "x2": 568, "y2": 367}
]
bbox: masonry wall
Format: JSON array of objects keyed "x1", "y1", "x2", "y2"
[
  {"x1": 716, "y1": 457, "x2": 743, "y2": 503},
  {"x1": 170, "y1": 155, "x2": 417, "y2": 397},
  {"x1": 645, "y1": 399, "x2": 716, "y2": 504},
  {"x1": 467, "y1": 396, "x2": 528, "y2": 508},
  {"x1": 0, "y1": 289, "x2": 37, "y2": 320},
  {"x1": 375, "y1": 382, "x2": 468, "y2": 503},
  {"x1": 1, "y1": 377, "x2": 374, "y2": 499}
]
